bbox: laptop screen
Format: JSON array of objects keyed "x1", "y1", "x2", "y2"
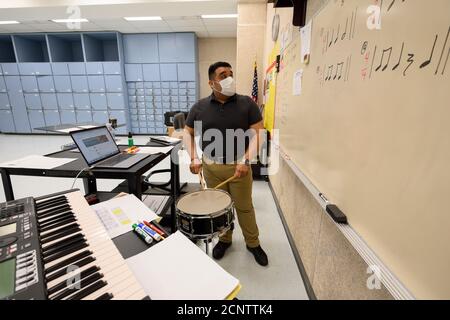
[{"x1": 70, "y1": 126, "x2": 120, "y2": 165}]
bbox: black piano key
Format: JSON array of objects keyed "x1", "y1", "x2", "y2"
[
  {"x1": 43, "y1": 232, "x2": 84, "y2": 252},
  {"x1": 44, "y1": 242, "x2": 89, "y2": 264},
  {"x1": 47, "y1": 265, "x2": 99, "y2": 296},
  {"x1": 41, "y1": 226, "x2": 82, "y2": 245},
  {"x1": 51, "y1": 273, "x2": 105, "y2": 300},
  {"x1": 96, "y1": 293, "x2": 113, "y2": 300},
  {"x1": 40, "y1": 217, "x2": 77, "y2": 233},
  {"x1": 40, "y1": 222, "x2": 79, "y2": 241},
  {"x1": 36, "y1": 196, "x2": 67, "y2": 209},
  {"x1": 45, "y1": 250, "x2": 92, "y2": 275},
  {"x1": 43, "y1": 235, "x2": 86, "y2": 257},
  {"x1": 46, "y1": 256, "x2": 96, "y2": 283},
  {"x1": 38, "y1": 212, "x2": 75, "y2": 228},
  {"x1": 38, "y1": 205, "x2": 72, "y2": 219},
  {"x1": 39, "y1": 215, "x2": 76, "y2": 232},
  {"x1": 37, "y1": 203, "x2": 71, "y2": 215},
  {"x1": 68, "y1": 279, "x2": 108, "y2": 300},
  {"x1": 36, "y1": 198, "x2": 68, "y2": 211}
]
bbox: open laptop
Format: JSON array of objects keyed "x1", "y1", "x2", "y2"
[{"x1": 70, "y1": 126, "x2": 150, "y2": 169}]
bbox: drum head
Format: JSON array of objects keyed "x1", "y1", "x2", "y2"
[{"x1": 176, "y1": 189, "x2": 232, "y2": 215}]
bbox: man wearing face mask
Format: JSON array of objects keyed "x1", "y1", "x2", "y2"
[{"x1": 184, "y1": 62, "x2": 268, "y2": 267}]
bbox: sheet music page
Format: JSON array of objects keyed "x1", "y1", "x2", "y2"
[
  {"x1": 91, "y1": 194, "x2": 159, "y2": 239},
  {"x1": 0, "y1": 155, "x2": 77, "y2": 169},
  {"x1": 126, "y1": 231, "x2": 240, "y2": 300}
]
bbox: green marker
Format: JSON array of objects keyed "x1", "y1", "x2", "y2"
[{"x1": 132, "y1": 223, "x2": 153, "y2": 244}]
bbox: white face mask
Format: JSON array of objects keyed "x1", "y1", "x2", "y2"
[{"x1": 213, "y1": 76, "x2": 236, "y2": 97}]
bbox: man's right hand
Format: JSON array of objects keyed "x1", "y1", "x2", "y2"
[{"x1": 189, "y1": 158, "x2": 202, "y2": 174}]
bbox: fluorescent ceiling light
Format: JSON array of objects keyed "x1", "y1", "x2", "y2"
[
  {"x1": 0, "y1": 21, "x2": 20, "y2": 25},
  {"x1": 124, "y1": 16, "x2": 162, "y2": 21},
  {"x1": 51, "y1": 18, "x2": 89, "y2": 23},
  {"x1": 201, "y1": 14, "x2": 238, "y2": 19}
]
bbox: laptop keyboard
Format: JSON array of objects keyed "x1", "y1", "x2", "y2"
[{"x1": 99, "y1": 153, "x2": 132, "y2": 166}]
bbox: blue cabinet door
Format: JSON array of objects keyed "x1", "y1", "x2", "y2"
[
  {"x1": 90, "y1": 93, "x2": 107, "y2": 110},
  {"x1": 43, "y1": 110, "x2": 60, "y2": 126},
  {"x1": 51, "y1": 63, "x2": 69, "y2": 75},
  {"x1": 158, "y1": 34, "x2": 177, "y2": 63},
  {"x1": 0, "y1": 77, "x2": 6, "y2": 93},
  {"x1": 60, "y1": 110, "x2": 76, "y2": 124},
  {"x1": 21, "y1": 76, "x2": 39, "y2": 93},
  {"x1": 28, "y1": 110, "x2": 46, "y2": 132},
  {"x1": 176, "y1": 33, "x2": 196, "y2": 63},
  {"x1": 86, "y1": 62, "x2": 103, "y2": 75},
  {"x1": 68, "y1": 63, "x2": 86, "y2": 75},
  {"x1": 107, "y1": 93, "x2": 125, "y2": 110},
  {"x1": 54, "y1": 76, "x2": 72, "y2": 93},
  {"x1": 37, "y1": 76, "x2": 55, "y2": 92},
  {"x1": 88, "y1": 76, "x2": 106, "y2": 93},
  {"x1": 123, "y1": 34, "x2": 159, "y2": 63},
  {"x1": 109, "y1": 110, "x2": 126, "y2": 134},
  {"x1": 160, "y1": 64, "x2": 178, "y2": 81},
  {"x1": 34, "y1": 63, "x2": 52, "y2": 75},
  {"x1": 92, "y1": 111, "x2": 108, "y2": 124},
  {"x1": 18, "y1": 64, "x2": 35, "y2": 75},
  {"x1": 103, "y1": 62, "x2": 121, "y2": 75},
  {"x1": 20, "y1": 63, "x2": 52, "y2": 76},
  {"x1": 0, "y1": 93, "x2": 10, "y2": 109},
  {"x1": 40, "y1": 93, "x2": 58, "y2": 109},
  {"x1": 143, "y1": 64, "x2": 161, "y2": 81},
  {"x1": 1, "y1": 64, "x2": 19, "y2": 76},
  {"x1": 24, "y1": 93, "x2": 42, "y2": 109},
  {"x1": 124, "y1": 64, "x2": 143, "y2": 81},
  {"x1": 104, "y1": 75, "x2": 123, "y2": 92},
  {"x1": 0, "y1": 110, "x2": 15, "y2": 132},
  {"x1": 76, "y1": 110, "x2": 93, "y2": 123},
  {"x1": 73, "y1": 93, "x2": 91, "y2": 110},
  {"x1": 11, "y1": 103, "x2": 30, "y2": 133},
  {"x1": 177, "y1": 63, "x2": 196, "y2": 81},
  {"x1": 71, "y1": 76, "x2": 89, "y2": 93},
  {"x1": 57, "y1": 93, "x2": 74, "y2": 109}
]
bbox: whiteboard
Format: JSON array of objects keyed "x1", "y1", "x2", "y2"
[{"x1": 275, "y1": 0, "x2": 450, "y2": 299}]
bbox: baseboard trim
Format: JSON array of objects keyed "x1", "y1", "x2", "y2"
[{"x1": 268, "y1": 180, "x2": 317, "y2": 300}]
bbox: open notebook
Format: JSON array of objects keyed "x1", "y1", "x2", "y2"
[{"x1": 126, "y1": 231, "x2": 241, "y2": 300}]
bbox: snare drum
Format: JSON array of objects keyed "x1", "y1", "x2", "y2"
[{"x1": 176, "y1": 189, "x2": 235, "y2": 239}]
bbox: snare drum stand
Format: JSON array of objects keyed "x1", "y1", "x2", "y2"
[{"x1": 204, "y1": 237, "x2": 213, "y2": 255}]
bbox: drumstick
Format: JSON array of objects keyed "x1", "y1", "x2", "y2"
[
  {"x1": 198, "y1": 171, "x2": 206, "y2": 190},
  {"x1": 214, "y1": 175, "x2": 236, "y2": 190}
]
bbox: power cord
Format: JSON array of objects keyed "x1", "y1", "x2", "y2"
[{"x1": 70, "y1": 165, "x2": 95, "y2": 190}]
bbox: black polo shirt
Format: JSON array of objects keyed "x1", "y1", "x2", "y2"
[{"x1": 186, "y1": 93, "x2": 262, "y2": 162}]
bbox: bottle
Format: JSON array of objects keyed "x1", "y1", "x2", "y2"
[{"x1": 128, "y1": 132, "x2": 134, "y2": 147}]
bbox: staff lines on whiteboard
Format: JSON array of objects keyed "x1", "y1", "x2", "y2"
[
  {"x1": 363, "y1": 26, "x2": 449, "y2": 80},
  {"x1": 321, "y1": 6, "x2": 358, "y2": 56}
]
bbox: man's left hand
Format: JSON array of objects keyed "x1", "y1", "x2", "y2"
[{"x1": 234, "y1": 164, "x2": 249, "y2": 178}]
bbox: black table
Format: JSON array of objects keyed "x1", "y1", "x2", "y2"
[{"x1": 0, "y1": 141, "x2": 183, "y2": 232}]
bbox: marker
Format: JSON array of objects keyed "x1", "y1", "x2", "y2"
[
  {"x1": 148, "y1": 220, "x2": 169, "y2": 237},
  {"x1": 138, "y1": 222, "x2": 162, "y2": 242},
  {"x1": 132, "y1": 223, "x2": 153, "y2": 244},
  {"x1": 143, "y1": 220, "x2": 166, "y2": 238}
]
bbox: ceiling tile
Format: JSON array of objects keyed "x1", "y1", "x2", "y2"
[
  {"x1": 201, "y1": 18, "x2": 238, "y2": 27},
  {"x1": 170, "y1": 26, "x2": 207, "y2": 32},
  {"x1": 208, "y1": 30, "x2": 237, "y2": 38}
]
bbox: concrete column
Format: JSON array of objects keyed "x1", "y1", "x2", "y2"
[{"x1": 236, "y1": 2, "x2": 266, "y2": 105}]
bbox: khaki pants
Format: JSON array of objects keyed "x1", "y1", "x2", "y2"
[{"x1": 202, "y1": 160, "x2": 260, "y2": 248}]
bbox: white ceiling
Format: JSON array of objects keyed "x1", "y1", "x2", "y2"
[{"x1": 0, "y1": 0, "x2": 266, "y2": 37}]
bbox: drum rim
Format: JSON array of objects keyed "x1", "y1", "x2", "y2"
[
  {"x1": 176, "y1": 188, "x2": 233, "y2": 217},
  {"x1": 177, "y1": 205, "x2": 234, "y2": 219}
]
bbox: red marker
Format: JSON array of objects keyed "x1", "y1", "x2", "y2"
[{"x1": 144, "y1": 220, "x2": 166, "y2": 238}]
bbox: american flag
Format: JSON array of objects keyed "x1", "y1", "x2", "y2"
[{"x1": 251, "y1": 61, "x2": 258, "y2": 104}]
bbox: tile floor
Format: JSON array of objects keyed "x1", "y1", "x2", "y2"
[{"x1": 0, "y1": 133, "x2": 308, "y2": 300}]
